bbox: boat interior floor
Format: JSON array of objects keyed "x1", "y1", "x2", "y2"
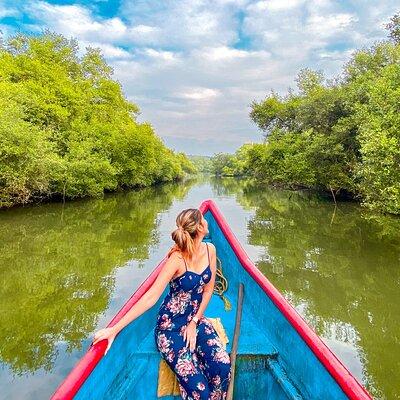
[
  {"x1": 90, "y1": 289, "x2": 305, "y2": 400},
  {"x1": 139, "y1": 291, "x2": 278, "y2": 358}
]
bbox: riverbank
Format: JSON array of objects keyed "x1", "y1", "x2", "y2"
[
  {"x1": 209, "y1": 19, "x2": 400, "y2": 216},
  {"x1": 0, "y1": 32, "x2": 196, "y2": 210}
]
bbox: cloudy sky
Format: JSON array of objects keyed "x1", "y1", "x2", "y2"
[{"x1": 0, "y1": 1, "x2": 398, "y2": 155}]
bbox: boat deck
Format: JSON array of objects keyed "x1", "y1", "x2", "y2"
[
  {"x1": 103, "y1": 292, "x2": 290, "y2": 400},
  {"x1": 53, "y1": 200, "x2": 371, "y2": 400},
  {"x1": 138, "y1": 291, "x2": 278, "y2": 358}
]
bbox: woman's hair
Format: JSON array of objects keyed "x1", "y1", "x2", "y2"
[{"x1": 167, "y1": 208, "x2": 203, "y2": 259}]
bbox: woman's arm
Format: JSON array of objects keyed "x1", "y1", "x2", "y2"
[
  {"x1": 92, "y1": 250, "x2": 179, "y2": 353},
  {"x1": 112, "y1": 251, "x2": 179, "y2": 333}
]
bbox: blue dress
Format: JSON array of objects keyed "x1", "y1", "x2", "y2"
[{"x1": 154, "y1": 243, "x2": 232, "y2": 400}]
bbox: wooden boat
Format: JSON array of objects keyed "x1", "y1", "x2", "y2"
[{"x1": 52, "y1": 199, "x2": 372, "y2": 400}]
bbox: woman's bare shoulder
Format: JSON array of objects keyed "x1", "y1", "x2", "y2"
[
  {"x1": 206, "y1": 242, "x2": 216, "y2": 251},
  {"x1": 161, "y1": 250, "x2": 183, "y2": 277},
  {"x1": 206, "y1": 242, "x2": 216, "y2": 256},
  {"x1": 167, "y1": 248, "x2": 184, "y2": 261}
]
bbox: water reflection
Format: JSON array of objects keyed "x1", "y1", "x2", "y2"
[
  {"x1": 233, "y1": 180, "x2": 400, "y2": 400},
  {"x1": 0, "y1": 179, "x2": 196, "y2": 376},
  {"x1": 0, "y1": 175, "x2": 398, "y2": 399}
]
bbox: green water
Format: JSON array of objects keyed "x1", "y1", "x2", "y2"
[{"x1": 0, "y1": 176, "x2": 398, "y2": 399}]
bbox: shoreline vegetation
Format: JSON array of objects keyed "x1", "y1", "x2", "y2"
[
  {"x1": 208, "y1": 13, "x2": 400, "y2": 216},
  {"x1": 1, "y1": 14, "x2": 399, "y2": 217},
  {"x1": 0, "y1": 30, "x2": 197, "y2": 210}
]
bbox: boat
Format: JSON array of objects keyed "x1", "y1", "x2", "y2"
[{"x1": 51, "y1": 199, "x2": 372, "y2": 400}]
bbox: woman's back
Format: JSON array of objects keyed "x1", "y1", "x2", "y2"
[{"x1": 155, "y1": 243, "x2": 211, "y2": 332}]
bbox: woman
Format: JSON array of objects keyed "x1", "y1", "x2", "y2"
[{"x1": 93, "y1": 208, "x2": 232, "y2": 400}]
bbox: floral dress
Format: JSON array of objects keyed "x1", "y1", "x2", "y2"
[{"x1": 154, "y1": 243, "x2": 232, "y2": 400}]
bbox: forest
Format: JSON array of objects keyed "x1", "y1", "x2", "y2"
[
  {"x1": 0, "y1": 31, "x2": 196, "y2": 208},
  {"x1": 210, "y1": 14, "x2": 400, "y2": 215}
]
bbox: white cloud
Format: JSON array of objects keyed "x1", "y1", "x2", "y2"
[
  {"x1": 140, "y1": 48, "x2": 181, "y2": 64},
  {"x1": 199, "y1": 45, "x2": 270, "y2": 61},
  {"x1": 175, "y1": 87, "x2": 221, "y2": 100},
  {"x1": 120, "y1": 0, "x2": 240, "y2": 49},
  {"x1": 319, "y1": 48, "x2": 356, "y2": 60},
  {"x1": 0, "y1": 6, "x2": 18, "y2": 18},
  {"x1": 249, "y1": 0, "x2": 305, "y2": 12},
  {"x1": 27, "y1": 3, "x2": 99, "y2": 36},
  {"x1": 306, "y1": 13, "x2": 358, "y2": 37},
  {"x1": 127, "y1": 24, "x2": 161, "y2": 44},
  {"x1": 3, "y1": 0, "x2": 399, "y2": 154},
  {"x1": 85, "y1": 41, "x2": 131, "y2": 59}
]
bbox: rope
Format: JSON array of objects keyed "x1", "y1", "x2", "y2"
[{"x1": 213, "y1": 256, "x2": 232, "y2": 311}]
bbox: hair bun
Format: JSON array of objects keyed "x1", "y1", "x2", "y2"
[{"x1": 170, "y1": 208, "x2": 202, "y2": 258}]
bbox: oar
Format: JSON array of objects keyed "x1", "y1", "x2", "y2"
[{"x1": 226, "y1": 282, "x2": 244, "y2": 400}]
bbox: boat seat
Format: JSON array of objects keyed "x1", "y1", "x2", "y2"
[{"x1": 267, "y1": 358, "x2": 304, "y2": 400}]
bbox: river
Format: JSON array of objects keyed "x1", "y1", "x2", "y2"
[{"x1": 0, "y1": 175, "x2": 398, "y2": 399}]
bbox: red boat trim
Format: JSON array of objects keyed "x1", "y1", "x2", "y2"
[
  {"x1": 201, "y1": 199, "x2": 372, "y2": 400},
  {"x1": 51, "y1": 199, "x2": 372, "y2": 400},
  {"x1": 51, "y1": 255, "x2": 169, "y2": 399}
]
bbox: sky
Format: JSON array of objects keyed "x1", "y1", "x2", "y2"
[{"x1": 0, "y1": 1, "x2": 398, "y2": 156}]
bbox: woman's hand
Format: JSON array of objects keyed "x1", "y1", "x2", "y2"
[
  {"x1": 183, "y1": 321, "x2": 198, "y2": 352},
  {"x1": 92, "y1": 326, "x2": 118, "y2": 355}
]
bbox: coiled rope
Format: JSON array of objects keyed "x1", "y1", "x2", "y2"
[{"x1": 213, "y1": 256, "x2": 232, "y2": 311}]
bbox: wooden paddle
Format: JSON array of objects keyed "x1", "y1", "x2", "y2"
[{"x1": 226, "y1": 282, "x2": 244, "y2": 400}]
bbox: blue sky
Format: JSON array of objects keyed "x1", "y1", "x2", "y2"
[{"x1": 0, "y1": 0, "x2": 398, "y2": 156}]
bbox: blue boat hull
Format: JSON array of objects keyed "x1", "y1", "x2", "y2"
[{"x1": 52, "y1": 200, "x2": 371, "y2": 400}]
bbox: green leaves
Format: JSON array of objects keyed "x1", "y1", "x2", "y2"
[
  {"x1": 242, "y1": 20, "x2": 400, "y2": 215},
  {"x1": 211, "y1": 13, "x2": 400, "y2": 214},
  {"x1": 0, "y1": 31, "x2": 195, "y2": 207}
]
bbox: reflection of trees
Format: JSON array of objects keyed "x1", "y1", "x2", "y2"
[
  {"x1": 208, "y1": 176, "x2": 247, "y2": 197},
  {"x1": 208, "y1": 176, "x2": 257, "y2": 211},
  {"x1": 234, "y1": 182, "x2": 400, "y2": 399},
  {"x1": 0, "y1": 180, "x2": 194, "y2": 374}
]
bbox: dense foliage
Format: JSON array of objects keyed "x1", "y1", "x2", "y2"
[
  {"x1": 188, "y1": 155, "x2": 212, "y2": 173},
  {"x1": 211, "y1": 144, "x2": 253, "y2": 177},
  {"x1": 0, "y1": 31, "x2": 196, "y2": 208},
  {"x1": 211, "y1": 13, "x2": 400, "y2": 215}
]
